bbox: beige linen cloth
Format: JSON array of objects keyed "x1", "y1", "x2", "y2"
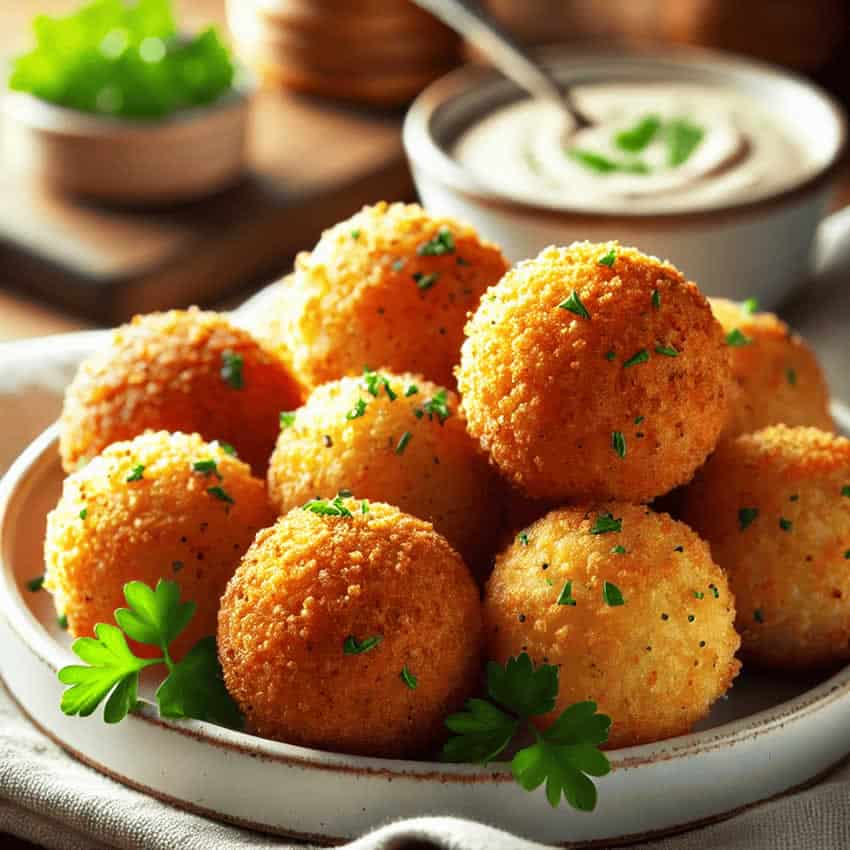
[{"x1": 1, "y1": 242, "x2": 850, "y2": 850}]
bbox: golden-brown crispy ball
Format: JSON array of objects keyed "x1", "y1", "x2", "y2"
[
  {"x1": 265, "y1": 202, "x2": 509, "y2": 391},
  {"x1": 485, "y1": 504, "x2": 740, "y2": 749},
  {"x1": 458, "y1": 242, "x2": 731, "y2": 502},
  {"x1": 44, "y1": 431, "x2": 275, "y2": 660},
  {"x1": 680, "y1": 425, "x2": 850, "y2": 669},
  {"x1": 267, "y1": 370, "x2": 499, "y2": 576},
  {"x1": 59, "y1": 308, "x2": 304, "y2": 476},
  {"x1": 710, "y1": 298, "x2": 834, "y2": 439},
  {"x1": 217, "y1": 500, "x2": 482, "y2": 757}
]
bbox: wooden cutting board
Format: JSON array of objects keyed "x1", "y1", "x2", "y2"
[{"x1": 0, "y1": 0, "x2": 414, "y2": 324}]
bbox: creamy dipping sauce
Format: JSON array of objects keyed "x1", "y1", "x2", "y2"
[{"x1": 453, "y1": 82, "x2": 816, "y2": 213}]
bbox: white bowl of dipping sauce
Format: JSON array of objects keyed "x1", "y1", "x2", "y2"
[{"x1": 403, "y1": 46, "x2": 847, "y2": 305}]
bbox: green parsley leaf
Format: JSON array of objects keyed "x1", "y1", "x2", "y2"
[
  {"x1": 115, "y1": 580, "x2": 196, "y2": 649},
  {"x1": 842, "y1": 486, "x2": 850, "y2": 498},
  {"x1": 611, "y1": 545, "x2": 626, "y2": 554},
  {"x1": 79, "y1": 508, "x2": 88, "y2": 520},
  {"x1": 844, "y1": 550, "x2": 850, "y2": 560},
  {"x1": 634, "y1": 416, "x2": 644, "y2": 425},
  {"x1": 280, "y1": 411, "x2": 296, "y2": 428},
  {"x1": 361, "y1": 500, "x2": 370, "y2": 513},
  {"x1": 405, "y1": 384, "x2": 419, "y2": 397},
  {"x1": 392, "y1": 258, "x2": 407, "y2": 272},
  {"x1": 400, "y1": 665, "x2": 418, "y2": 689},
  {"x1": 192, "y1": 459, "x2": 221, "y2": 479},
  {"x1": 568, "y1": 148, "x2": 650, "y2": 175},
  {"x1": 219, "y1": 442, "x2": 237, "y2": 456},
  {"x1": 395, "y1": 431, "x2": 413, "y2": 455},
  {"x1": 343, "y1": 635, "x2": 382, "y2": 655},
  {"x1": 605, "y1": 350, "x2": 616, "y2": 362},
  {"x1": 126, "y1": 464, "x2": 145, "y2": 483},
  {"x1": 693, "y1": 590, "x2": 704, "y2": 599},
  {"x1": 220, "y1": 350, "x2": 244, "y2": 389},
  {"x1": 655, "y1": 344, "x2": 678, "y2": 357},
  {"x1": 738, "y1": 507, "x2": 759, "y2": 530},
  {"x1": 443, "y1": 698, "x2": 519, "y2": 764},
  {"x1": 303, "y1": 496, "x2": 353, "y2": 518},
  {"x1": 363, "y1": 367, "x2": 397, "y2": 400},
  {"x1": 614, "y1": 115, "x2": 661, "y2": 153},
  {"x1": 421, "y1": 388, "x2": 451, "y2": 424},
  {"x1": 623, "y1": 349, "x2": 649, "y2": 368},
  {"x1": 743, "y1": 297, "x2": 759, "y2": 315},
  {"x1": 417, "y1": 227, "x2": 455, "y2": 256},
  {"x1": 754, "y1": 608, "x2": 765, "y2": 623},
  {"x1": 665, "y1": 118, "x2": 705, "y2": 166},
  {"x1": 557, "y1": 581, "x2": 576, "y2": 607},
  {"x1": 346, "y1": 398, "x2": 368, "y2": 420},
  {"x1": 597, "y1": 249, "x2": 617, "y2": 267},
  {"x1": 27, "y1": 575, "x2": 45, "y2": 592},
  {"x1": 413, "y1": 272, "x2": 440, "y2": 291},
  {"x1": 786, "y1": 368, "x2": 797, "y2": 387},
  {"x1": 207, "y1": 486, "x2": 234, "y2": 504},
  {"x1": 602, "y1": 582, "x2": 625, "y2": 606},
  {"x1": 779, "y1": 517, "x2": 793, "y2": 532},
  {"x1": 350, "y1": 228, "x2": 361, "y2": 240},
  {"x1": 709, "y1": 583, "x2": 720, "y2": 599},
  {"x1": 517, "y1": 531, "x2": 530, "y2": 546},
  {"x1": 651, "y1": 289, "x2": 661, "y2": 309},
  {"x1": 611, "y1": 431, "x2": 626, "y2": 459},
  {"x1": 726, "y1": 328, "x2": 752, "y2": 347},
  {"x1": 487, "y1": 653, "x2": 558, "y2": 718},
  {"x1": 558, "y1": 291, "x2": 590, "y2": 319},
  {"x1": 57, "y1": 614, "x2": 68, "y2": 630},
  {"x1": 590, "y1": 512, "x2": 622, "y2": 535}
]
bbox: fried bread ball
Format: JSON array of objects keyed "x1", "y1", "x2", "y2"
[
  {"x1": 710, "y1": 298, "x2": 833, "y2": 439},
  {"x1": 60, "y1": 308, "x2": 303, "y2": 476},
  {"x1": 458, "y1": 242, "x2": 731, "y2": 502},
  {"x1": 267, "y1": 370, "x2": 497, "y2": 574},
  {"x1": 485, "y1": 504, "x2": 740, "y2": 749},
  {"x1": 44, "y1": 431, "x2": 275, "y2": 659},
  {"x1": 681, "y1": 425, "x2": 850, "y2": 669},
  {"x1": 218, "y1": 500, "x2": 482, "y2": 757},
  {"x1": 265, "y1": 202, "x2": 509, "y2": 391}
]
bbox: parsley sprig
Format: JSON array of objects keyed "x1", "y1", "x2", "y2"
[
  {"x1": 443, "y1": 654, "x2": 611, "y2": 810},
  {"x1": 57, "y1": 580, "x2": 241, "y2": 727}
]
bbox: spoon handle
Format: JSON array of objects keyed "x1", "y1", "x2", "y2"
[{"x1": 413, "y1": 0, "x2": 587, "y2": 125}]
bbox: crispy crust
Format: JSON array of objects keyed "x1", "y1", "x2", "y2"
[{"x1": 458, "y1": 242, "x2": 731, "y2": 502}]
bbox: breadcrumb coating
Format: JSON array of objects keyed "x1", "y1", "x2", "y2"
[
  {"x1": 485, "y1": 504, "x2": 740, "y2": 749},
  {"x1": 60, "y1": 308, "x2": 303, "y2": 476},
  {"x1": 458, "y1": 242, "x2": 731, "y2": 502},
  {"x1": 44, "y1": 431, "x2": 275, "y2": 659},
  {"x1": 218, "y1": 501, "x2": 482, "y2": 757},
  {"x1": 681, "y1": 425, "x2": 850, "y2": 669}
]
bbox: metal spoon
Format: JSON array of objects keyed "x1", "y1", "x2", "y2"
[{"x1": 412, "y1": 0, "x2": 591, "y2": 129}]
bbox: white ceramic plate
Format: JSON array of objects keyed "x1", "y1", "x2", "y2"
[{"x1": 2, "y1": 409, "x2": 850, "y2": 847}]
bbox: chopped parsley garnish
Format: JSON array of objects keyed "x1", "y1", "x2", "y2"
[
  {"x1": 27, "y1": 575, "x2": 44, "y2": 592},
  {"x1": 400, "y1": 665, "x2": 418, "y2": 689},
  {"x1": 392, "y1": 258, "x2": 406, "y2": 272},
  {"x1": 517, "y1": 531, "x2": 530, "y2": 546},
  {"x1": 651, "y1": 289, "x2": 661, "y2": 309},
  {"x1": 57, "y1": 579, "x2": 241, "y2": 728},
  {"x1": 280, "y1": 411, "x2": 296, "y2": 428},
  {"x1": 303, "y1": 496, "x2": 353, "y2": 518},
  {"x1": 361, "y1": 500, "x2": 370, "y2": 514},
  {"x1": 337, "y1": 489, "x2": 353, "y2": 498},
  {"x1": 79, "y1": 508, "x2": 88, "y2": 520},
  {"x1": 693, "y1": 591, "x2": 705, "y2": 599},
  {"x1": 655, "y1": 344, "x2": 678, "y2": 357},
  {"x1": 786, "y1": 368, "x2": 797, "y2": 387},
  {"x1": 597, "y1": 249, "x2": 617, "y2": 267},
  {"x1": 192, "y1": 459, "x2": 222, "y2": 479},
  {"x1": 623, "y1": 349, "x2": 649, "y2": 368},
  {"x1": 665, "y1": 118, "x2": 705, "y2": 166},
  {"x1": 611, "y1": 431, "x2": 626, "y2": 459},
  {"x1": 779, "y1": 517, "x2": 793, "y2": 532},
  {"x1": 350, "y1": 228, "x2": 361, "y2": 240},
  {"x1": 615, "y1": 115, "x2": 661, "y2": 152},
  {"x1": 738, "y1": 507, "x2": 759, "y2": 530},
  {"x1": 405, "y1": 384, "x2": 419, "y2": 397},
  {"x1": 417, "y1": 227, "x2": 455, "y2": 256},
  {"x1": 346, "y1": 398, "x2": 368, "y2": 420},
  {"x1": 726, "y1": 328, "x2": 752, "y2": 347},
  {"x1": 557, "y1": 581, "x2": 577, "y2": 606},
  {"x1": 611, "y1": 545, "x2": 626, "y2": 554},
  {"x1": 413, "y1": 272, "x2": 440, "y2": 291},
  {"x1": 57, "y1": 614, "x2": 68, "y2": 630},
  {"x1": 568, "y1": 148, "x2": 649, "y2": 175},
  {"x1": 220, "y1": 350, "x2": 244, "y2": 389},
  {"x1": 207, "y1": 486, "x2": 234, "y2": 504},
  {"x1": 219, "y1": 442, "x2": 237, "y2": 456},
  {"x1": 363, "y1": 367, "x2": 397, "y2": 400},
  {"x1": 605, "y1": 350, "x2": 616, "y2": 362},
  {"x1": 842, "y1": 486, "x2": 850, "y2": 498},
  {"x1": 442, "y1": 653, "x2": 611, "y2": 811},
  {"x1": 126, "y1": 464, "x2": 145, "y2": 483},
  {"x1": 590, "y1": 513, "x2": 622, "y2": 535},
  {"x1": 790, "y1": 494, "x2": 799, "y2": 502},
  {"x1": 754, "y1": 608, "x2": 765, "y2": 624},
  {"x1": 743, "y1": 297, "x2": 759, "y2": 315},
  {"x1": 845, "y1": 550, "x2": 850, "y2": 560},
  {"x1": 343, "y1": 634, "x2": 382, "y2": 655},
  {"x1": 602, "y1": 582, "x2": 625, "y2": 607},
  {"x1": 558, "y1": 291, "x2": 590, "y2": 319},
  {"x1": 395, "y1": 432, "x2": 413, "y2": 455},
  {"x1": 421, "y1": 388, "x2": 451, "y2": 423},
  {"x1": 634, "y1": 416, "x2": 644, "y2": 425},
  {"x1": 709, "y1": 583, "x2": 719, "y2": 599}
]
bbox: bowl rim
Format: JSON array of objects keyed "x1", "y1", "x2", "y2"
[
  {"x1": 1, "y1": 408, "x2": 850, "y2": 783},
  {"x1": 402, "y1": 43, "x2": 849, "y2": 226}
]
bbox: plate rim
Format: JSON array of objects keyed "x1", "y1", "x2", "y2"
[{"x1": 2, "y1": 405, "x2": 850, "y2": 783}]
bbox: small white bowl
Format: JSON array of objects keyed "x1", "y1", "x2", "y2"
[
  {"x1": 403, "y1": 46, "x2": 847, "y2": 306},
  {"x1": 1, "y1": 77, "x2": 253, "y2": 206}
]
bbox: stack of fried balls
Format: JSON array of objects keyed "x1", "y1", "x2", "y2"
[{"x1": 44, "y1": 201, "x2": 849, "y2": 758}]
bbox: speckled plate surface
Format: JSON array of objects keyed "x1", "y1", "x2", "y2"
[{"x1": 1, "y1": 408, "x2": 849, "y2": 847}]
